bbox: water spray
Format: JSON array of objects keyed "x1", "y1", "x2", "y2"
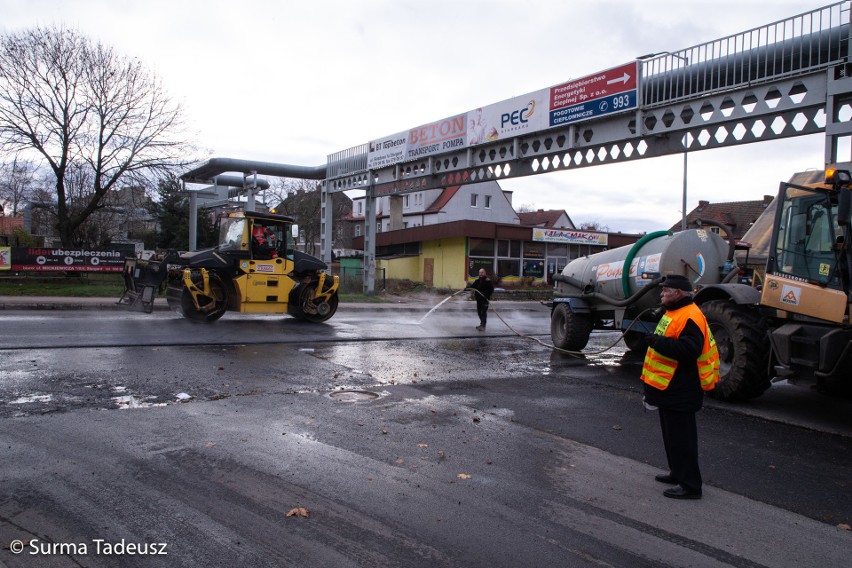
[
  {"x1": 418, "y1": 286, "x2": 659, "y2": 358},
  {"x1": 416, "y1": 288, "x2": 470, "y2": 324}
]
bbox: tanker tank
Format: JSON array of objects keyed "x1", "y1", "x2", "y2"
[{"x1": 556, "y1": 229, "x2": 731, "y2": 313}]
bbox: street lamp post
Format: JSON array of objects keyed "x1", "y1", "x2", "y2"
[
  {"x1": 637, "y1": 51, "x2": 690, "y2": 231},
  {"x1": 682, "y1": 146, "x2": 688, "y2": 231}
]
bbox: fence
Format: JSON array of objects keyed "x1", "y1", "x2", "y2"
[{"x1": 337, "y1": 267, "x2": 386, "y2": 294}]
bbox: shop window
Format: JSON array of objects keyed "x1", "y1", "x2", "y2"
[
  {"x1": 546, "y1": 243, "x2": 568, "y2": 256},
  {"x1": 469, "y1": 258, "x2": 494, "y2": 279},
  {"x1": 523, "y1": 259, "x2": 545, "y2": 282},
  {"x1": 510, "y1": 240, "x2": 521, "y2": 258},
  {"x1": 498, "y1": 240, "x2": 521, "y2": 258},
  {"x1": 497, "y1": 259, "x2": 521, "y2": 283},
  {"x1": 524, "y1": 241, "x2": 545, "y2": 259},
  {"x1": 469, "y1": 237, "x2": 494, "y2": 256}
]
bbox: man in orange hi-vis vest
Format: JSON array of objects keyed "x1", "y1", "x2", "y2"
[{"x1": 641, "y1": 274, "x2": 719, "y2": 500}]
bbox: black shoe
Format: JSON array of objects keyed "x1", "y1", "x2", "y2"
[
  {"x1": 655, "y1": 473, "x2": 678, "y2": 485},
  {"x1": 476, "y1": 325, "x2": 485, "y2": 331},
  {"x1": 663, "y1": 486, "x2": 702, "y2": 500}
]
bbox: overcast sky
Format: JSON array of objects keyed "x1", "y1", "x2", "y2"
[{"x1": 2, "y1": 0, "x2": 834, "y2": 233}]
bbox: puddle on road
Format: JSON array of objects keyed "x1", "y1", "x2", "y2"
[
  {"x1": 329, "y1": 390, "x2": 381, "y2": 402},
  {"x1": 303, "y1": 332, "x2": 643, "y2": 388},
  {"x1": 112, "y1": 395, "x2": 168, "y2": 409},
  {"x1": 9, "y1": 394, "x2": 53, "y2": 404}
]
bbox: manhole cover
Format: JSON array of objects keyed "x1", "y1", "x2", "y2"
[{"x1": 329, "y1": 390, "x2": 379, "y2": 402}]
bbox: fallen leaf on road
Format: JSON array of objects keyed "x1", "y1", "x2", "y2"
[
  {"x1": 286, "y1": 507, "x2": 310, "y2": 518},
  {"x1": 418, "y1": 443, "x2": 429, "y2": 448},
  {"x1": 457, "y1": 473, "x2": 472, "y2": 480},
  {"x1": 838, "y1": 523, "x2": 851, "y2": 531}
]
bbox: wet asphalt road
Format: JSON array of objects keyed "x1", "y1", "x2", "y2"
[{"x1": 1, "y1": 302, "x2": 851, "y2": 567}]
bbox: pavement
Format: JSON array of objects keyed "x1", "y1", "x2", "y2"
[{"x1": 0, "y1": 294, "x2": 549, "y2": 313}]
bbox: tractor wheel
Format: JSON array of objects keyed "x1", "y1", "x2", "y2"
[
  {"x1": 623, "y1": 330, "x2": 648, "y2": 353},
  {"x1": 296, "y1": 285, "x2": 339, "y2": 323},
  {"x1": 700, "y1": 300, "x2": 770, "y2": 401},
  {"x1": 551, "y1": 303, "x2": 592, "y2": 351},
  {"x1": 168, "y1": 273, "x2": 227, "y2": 323}
]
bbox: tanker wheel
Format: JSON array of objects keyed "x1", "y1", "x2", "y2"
[
  {"x1": 297, "y1": 285, "x2": 339, "y2": 323},
  {"x1": 700, "y1": 300, "x2": 770, "y2": 401},
  {"x1": 818, "y1": 377, "x2": 852, "y2": 398},
  {"x1": 623, "y1": 330, "x2": 648, "y2": 353},
  {"x1": 171, "y1": 275, "x2": 227, "y2": 323},
  {"x1": 551, "y1": 303, "x2": 592, "y2": 351}
]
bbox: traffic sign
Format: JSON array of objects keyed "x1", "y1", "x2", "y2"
[{"x1": 548, "y1": 62, "x2": 638, "y2": 127}]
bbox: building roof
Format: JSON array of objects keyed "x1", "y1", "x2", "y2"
[
  {"x1": 517, "y1": 209, "x2": 574, "y2": 229},
  {"x1": 424, "y1": 186, "x2": 462, "y2": 214},
  {"x1": 671, "y1": 195, "x2": 774, "y2": 240}
]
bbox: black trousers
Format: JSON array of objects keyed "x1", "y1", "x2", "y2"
[
  {"x1": 658, "y1": 408, "x2": 702, "y2": 493},
  {"x1": 476, "y1": 301, "x2": 488, "y2": 326}
]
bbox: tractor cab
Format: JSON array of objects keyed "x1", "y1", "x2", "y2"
[{"x1": 762, "y1": 168, "x2": 852, "y2": 323}]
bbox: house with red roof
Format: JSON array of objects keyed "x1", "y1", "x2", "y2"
[
  {"x1": 671, "y1": 195, "x2": 775, "y2": 242},
  {"x1": 345, "y1": 180, "x2": 642, "y2": 289}
]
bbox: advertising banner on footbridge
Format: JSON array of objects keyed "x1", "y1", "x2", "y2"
[{"x1": 366, "y1": 62, "x2": 638, "y2": 173}]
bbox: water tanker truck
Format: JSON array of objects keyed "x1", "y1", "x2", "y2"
[{"x1": 550, "y1": 169, "x2": 852, "y2": 401}]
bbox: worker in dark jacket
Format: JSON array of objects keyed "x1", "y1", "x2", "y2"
[
  {"x1": 642, "y1": 274, "x2": 720, "y2": 500},
  {"x1": 469, "y1": 268, "x2": 494, "y2": 331}
]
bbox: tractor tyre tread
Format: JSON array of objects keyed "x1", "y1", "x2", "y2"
[{"x1": 701, "y1": 299, "x2": 770, "y2": 401}]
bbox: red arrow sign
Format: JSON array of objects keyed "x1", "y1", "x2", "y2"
[{"x1": 549, "y1": 62, "x2": 638, "y2": 111}]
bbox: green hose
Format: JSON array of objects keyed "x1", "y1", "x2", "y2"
[{"x1": 621, "y1": 230, "x2": 670, "y2": 297}]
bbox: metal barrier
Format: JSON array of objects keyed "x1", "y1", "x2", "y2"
[{"x1": 640, "y1": 2, "x2": 851, "y2": 107}]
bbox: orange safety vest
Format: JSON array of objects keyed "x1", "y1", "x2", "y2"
[{"x1": 641, "y1": 303, "x2": 720, "y2": 391}]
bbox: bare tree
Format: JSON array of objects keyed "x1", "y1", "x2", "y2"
[
  {"x1": 515, "y1": 203, "x2": 538, "y2": 213},
  {"x1": 268, "y1": 179, "x2": 351, "y2": 256},
  {"x1": 277, "y1": 179, "x2": 323, "y2": 255},
  {"x1": 0, "y1": 155, "x2": 38, "y2": 216},
  {"x1": 578, "y1": 221, "x2": 610, "y2": 232},
  {"x1": 0, "y1": 26, "x2": 193, "y2": 246}
]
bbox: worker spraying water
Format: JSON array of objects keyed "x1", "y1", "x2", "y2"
[
  {"x1": 467, "y1": 268, "x2": 494, "y2": 331},
  {"x1": 416, "y1": 269, "x2": 493, "y2": 327}
]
